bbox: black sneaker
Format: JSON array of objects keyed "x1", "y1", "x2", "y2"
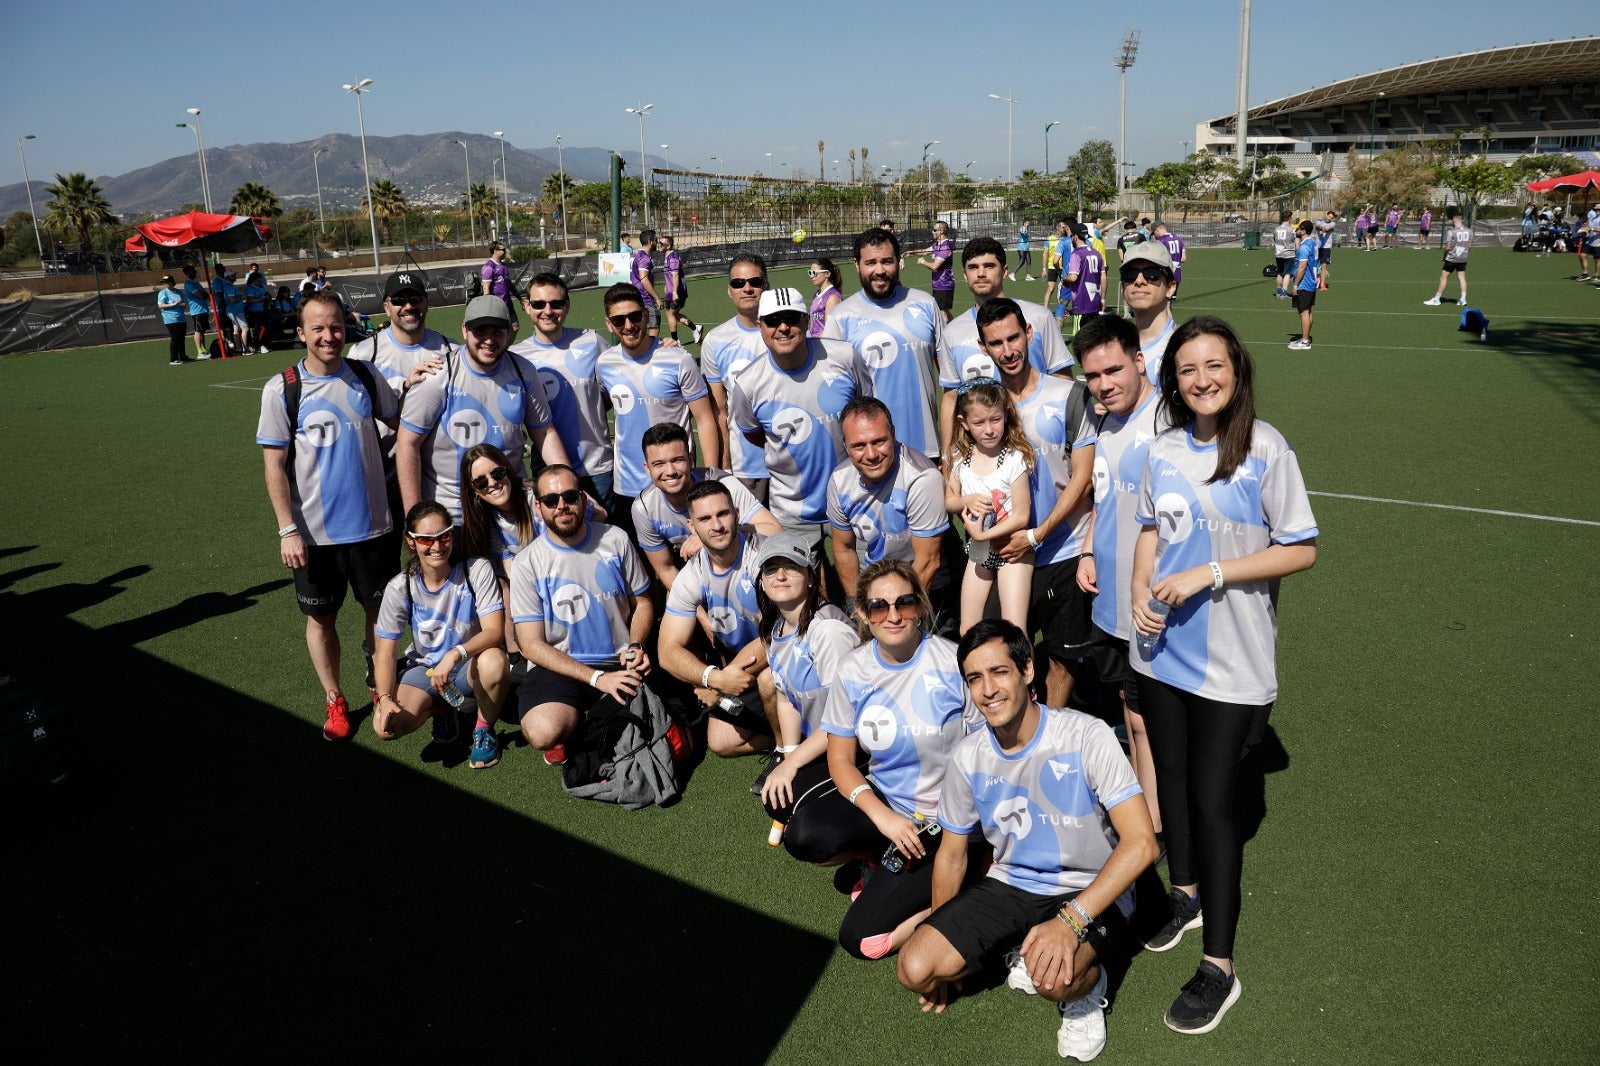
[
  {"x1": 1144, "y1": 886, "x2": 1203, "y2": 952},
  {"x1": 1164, "y1": 961, "x2": 1241, "y2": 1034},
  {"x1": 749, "y1": 750, "x2": 782, "y2": 795}
]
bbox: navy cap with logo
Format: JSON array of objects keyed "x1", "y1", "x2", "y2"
[{"x1": 384, "y1": 270, "x2": 430, "y2": 300}]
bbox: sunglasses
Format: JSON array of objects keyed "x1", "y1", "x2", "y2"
[
  {"x1": 608, "y1": 310, "x2": 646, "y2": 328},
  {"x1": 525, "y1": 298, "x2": 568, "y2": 310},
  {"x1": 388, "y1": 294, "x2": 426, "y2": 306},
  {"x1": 408, "y1": 529, "x2": 453, "y2": 547},
  {"x1": 536, "y1": 488, "x2": 584, "y2": 508},
  {"x1": 761, "y1": 311, "x2": 807, "y2": 329},
  {"x1": 1120, "y1": 265, "x2": 1168, "y2": 284},
  {"x1": 807, "y1": 268, "x2": 828, "y2": 276},
  {"x1": 470, "y1": 465, "x2": 510, "y2": 492},
  {"x1": 863, "y1": 593, "x2": 921, "y2": 622},
  {"x1": 727, "y1": 276, "x2": 769, "y2": 290}
]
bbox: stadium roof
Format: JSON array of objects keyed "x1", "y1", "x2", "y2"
[{"x1": 1211, "y1": 37, "x2": 1600, "y2": 123}]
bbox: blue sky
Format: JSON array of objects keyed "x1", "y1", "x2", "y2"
[{"x1": 0, "y1": 1, "x2": 1583, "y2": 189}]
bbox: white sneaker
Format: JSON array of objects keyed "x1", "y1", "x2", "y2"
[
  {"x1": 691, "y1": 324, "x2": 704, "y2": 344},
  {"x1": 258, "y1": 345, "x2": 270, "y2": 354},
  {"x1": 1026, "y1": 274, "x2": 1036, "y2": 281},
  {"x1": 1287, "y1": 339, "x2": 1312, "y2": 350},
  {"x1": 197, "y1": 352, "x2": 212, "y2": 360},
  {"x1": 1057, "y1": 966, "x2": 1109, "y2": 1061},
  {"x1": 1422, "y1": 296, "x2": 1441, "y2": 306},
  {"x1": 1007, "y1": 272, "x2": 1016, "y2": 281},
  {"x1": 1005, "y1": 951, "x2": 1037, "y2": 995}
]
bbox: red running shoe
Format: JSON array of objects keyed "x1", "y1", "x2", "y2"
[
  {"x1": 322, "y1": 693, "x2": 353, "y2": 742},
  {"x1": 542, "y1": 743, "x2": 567, "y2": 766}
]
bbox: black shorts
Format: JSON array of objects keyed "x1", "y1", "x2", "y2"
[
  {"x1": 1317, "y1": 248, "x2": 1332, "y2": 264},
  {"x1": 666, "y1": 297, "x2": 686, "y2": 311},
  {"x1": 933, "y1": 288, "x2": 955, "y2": 312},
  {"x1": 516, "y1": 662, "x2": 611, "y2": 716},
  {"x1": 1293, "y1": 290, "x2": 1316, "y2": 311},
  {"x1": 190, "y1": 312, "x2": 211, "y2": 331},
  {"x1": 1086, "y1": 624, "x2": 1140, "y2": 711},
  {"x1": 294, "y1": 535, "x2": 399, "y2": 617},
  {"x1": 1046, "y1": 267, "x2": 1062, "y2": 282},
  {"x1": 706, "y1": 683, "x2": 767, "y2": 732},
  {"x1": 1030, "y1": 556, "x2": 1092, "y2": 663},
  {"x1": 921, "y1": 876, "x2": 1133, "y2": 971},
  {"x1": 1442, "y1": 260, "x2": 1467, "y2": 273},
  {"x1": 1274, "y1": 257, "x2": 1293, "y2": 278}
]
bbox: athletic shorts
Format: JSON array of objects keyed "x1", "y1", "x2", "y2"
[
  {"x1": 1030, "y1": 556, "x2": 1092, "y2": 663},
  {"x1": 1385, "y1": 225, "x2": 1397, "y2": 234},
  {"x1": 644, "y1": 305, "x2": 661, "y2": 330},
  {"x1": 706, "y1": 683, "x2": 767, "y2": 732},
  {"x1": 1442, "y1": 260, "x2": 1467, "y2": 273},
  {"x1": 1317, "y1": 248, "x2": 1332, "y2": 264},
  {"x1": 1275, "y1": 258, "x2": 1293, "y2": 278},
  {"x1": 666, "y1": 297, "x2": 686, "y2": 311},
  {"x1": 190, "y1": 312, "x2": 212, "y2": 331},
  {"x1": 1086, "y1": 624, "x2": 1140, "y2": 712},
  {"x1": 294, "y1": 535, "x2": 398, "y2": 617},
  {"x1": 1293, "y1": 290, "x2": 1317, "y2": 311},
  {"x1": 1046, "y1": 267, "x2": 1062, "y2": 282},
  {"x1": 399, "y1": 657, "x2": 471, "y2": 698},
  {"x1": 1419, "y1": 229, "x2": 1431, "y2": 238},
  {"x1": 933, "y1": 288, "x2": 955, "y2": 312},
  {"x1": 921, "y1": 876, "x2": 1133, "y2": 971},
  {"x1": 516, "y1": 661, "x2": 615, "y2": 716}
]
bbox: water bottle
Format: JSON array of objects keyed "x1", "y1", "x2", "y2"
[
  {"x1": 1136, "y1": 598, "x2": 1172, "y2": 657},
  {"x1": 717, "y1": 695, "x2": 743, "y2": 714},
  {"x1": 427, "y1": 662, "x2": 469, "y2": 707}
]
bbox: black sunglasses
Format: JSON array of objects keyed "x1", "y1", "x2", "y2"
[
  {"x1": 388, "y1": 293, "x2": 426, "y2": 306},
  {"x1": 470, "y1": 464, "x2": 510, "y2": 492},
  {"x1": 1120, "y1": 265, "x2": 1168, "y2": 284},
  {"x1": 728, "y1": 277, "x2": 769, "y2": 290},
  {"x1": 526, "y1": 298, "x2": 568, "y2": 310},
  {"x1": 761, "y1": 311, "x2": 807, "y2": 329},
  {"x1": 608, "y1": 310, "x2": 646, "y2": 328},
  {"x1": 536, "y1": 488, "x2": 584, "y2": 508},
  {"x1": 863, "y1": 593, "x2": 921, "y2": 621}
]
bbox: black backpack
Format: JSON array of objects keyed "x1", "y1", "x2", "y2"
[
  {"x1": 0, "y1": 674, "x2": 72, "y2": 794},
  {"x1": 281, "y1": 357, "x2": 384, "y2": 461}
]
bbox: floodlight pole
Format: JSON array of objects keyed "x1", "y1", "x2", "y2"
[
  {"x1": 987, "y1": 92, "x2": 1017, "y2": 182},
  {"x1": 556, "y1": 133, "x2": 569, "y2": 252},
  {"x1": 343, "y1": 78, "x2": 382, "y2": 277},
  {"x1": 1115, "y1": 30, "x2": 1141, "y2": 209},
  {"x1": 626, "y1": 103, "x2": 655, "y2": 227},
  {"x1": 177, "y1": 123, "x2": 207, "y2": 211},
  {"x1": 312, "y1": 147, "x2": 327, "y2": 230},
  {"x1": 17, "y1": 135, "x2": 44, "y2": 262},
  {"x1": 185, "y1": 109, "x2": 213, "y2": 212},
  {"x1": 1044, "y1": 120, "x2": 1060, "y2": 177},
  {"x1": 1234, "y1": 1, "x2": 1251, "y2": 170},
  {"x1": 495, "y1": 130, "x2": 510, "y2": 236},
  {"x1": 923, "y1": 140, "x2": 940, "y2": 220},
  {"x1": 451, "y1": 138, "x2": 475, "y2": 245}
]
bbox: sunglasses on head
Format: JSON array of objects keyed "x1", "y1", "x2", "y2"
[
  {"x1": 470, "y1": 465, "x2": 510, "y2": 492},
  {"x1": 1120, "y1": 265, "x2": 1168, "y2": 284},
  {"x1": 728, "y1": 276, "x2": 768, "y2": 290},
  {"x1": 863, "y1": 593, "x2": 921, "y2": 622},
  {"x1": 408, "y1": 528, "x2": 453, "y2": 547},
  {"x1": 525, "y1": 298, "x2": 568, "y2": 310},
  {"x1": 536, "y1": 488, "x2": 584, "y2": 508},
  {"x1": 608, "y1": 310, "x2": 646, "y2": 328},
  {"x1": 761, "y1": 311, "x2": 807, "y2": 329}
]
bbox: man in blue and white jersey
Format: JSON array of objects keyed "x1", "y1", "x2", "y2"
[
  {"x1": 1289, "y1": 219, "x2": 1320, "y2": 351},
  {"x1": 729, "y1": 287, "x2": 872, "y2": 546},
  {"x1": 396, "y1": 295, "x2": 567, "y2": 521},
  {"x1": 1119, "y1": 241, "x2": 1177, "y2": 388},
  {"x1": 1271, "y1": 210, "x2": 1297, "y2": 298},
  {"x1": 938, "y1": 236, "x2": 1074, "y2": 451},
  {"x1": 897, "y1": 619, "x2": 1157, "y2": 1061},
  {"x1": 978, "y1": 299, "x2": 1096, "y2": 708},
  {"x1": 181, "y1": 264, "x2": 212, "y2": 359},
  {"x1": 821, "y1": 227, "x2": 944, "y2": 461},
  {"x1": 657, "y1": 479, "x2": 781, "y2": 760},
  {"x1": 348, "y1": 272, "x2": 452, "y2": 492},
  {"x1": 511, "y1": 272, "x2": 616, "y2": 513},
  {"x1": 827, "y1": 397, "x2": 950, "y2": 612},
  {"x1": 509, "y1": 465, "x2": 655, "y2": 763},
  {"x1": 597, "y1": 283, "x2": 718, "y2": 536},
  {"x1": 631, "y1": 421, "x2": 779, "y2": 593},
  {"x1": 699, "y1": 253, "x2": 773, "y2": 503},
  {"x1": 157, "y1": 275, "x2": 188, "y2": 365},
  {"x1": 257, "y1": 291, "x2": 403, "y2": 743},
  {"x1": 1314, "y1": 210, "x2": 1338, "y2": 288}
]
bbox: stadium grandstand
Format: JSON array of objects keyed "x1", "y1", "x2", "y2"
[{"x1": 1195, "y1": 37, "x2": 1600, "y2": 175}]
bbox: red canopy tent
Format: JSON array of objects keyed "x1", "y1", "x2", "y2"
[
  {"x1": 1526, "y1": 170, "x2": 1600, "y2": 195},
  {"x1": 130, "y1": 212, "x2": 271, "y2": 357}
]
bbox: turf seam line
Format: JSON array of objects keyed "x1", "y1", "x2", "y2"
[{"x1": 1308, "y1": 490, "x2": 1600, "y2": 527}]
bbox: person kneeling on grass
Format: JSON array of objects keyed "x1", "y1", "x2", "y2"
[
  {"x1": 371, "y1": 501, "x2": 510, "y2": 769},
  {"x1": 895, "y1": 619, "x2": 1157, "y2": 1062}
]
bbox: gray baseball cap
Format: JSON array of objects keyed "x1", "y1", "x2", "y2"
[
  {"x1": 754, "y1": 531, "x2": 816, "y2": 571},
  {"x1": 1120, "y1": 240, "x2": 1173, "y2": 272},
  {"x1": 463, "y1": 294, "x2": 512, "y2": 328}
]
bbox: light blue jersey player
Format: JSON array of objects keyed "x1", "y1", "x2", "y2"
[
  {"x1": 700, "y1": 316, "x2": 771, "y2": 482},
  {"x1": 508, "y1": 521, "x2": 652, "y2": 666}
]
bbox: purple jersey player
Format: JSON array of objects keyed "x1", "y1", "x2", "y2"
[{"x1": 1153, "y1": 224, "x2": 1185, "y2": 287}]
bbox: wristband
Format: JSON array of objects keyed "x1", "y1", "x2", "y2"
[
  {"x1": 278, "y1": 524, "x2": 298, "y2": 538},
  {"x1": 1025, "y1": 528, "x2": 1039, "y2": 548},
  {"x1": 1058, "y1": 908, "x2": 1087, "y2": 938},
  {"x1": 1081, "y1": 552, "x2": 1094, "y2": 559},
  {"x1": 847, "y1": 784, "x2": 871, "y2": 807},
  {"x1": 1210, "y1": 561, "x2": 1225, "y2": 590},
  {"x1": 700, "y1": 664, "x2": 715, "y2": 688},
  {"x1": 590, "y1": 669, "x2": 604, "y2": 689},
  {"x1": 1068, "y1": 898, "x2": 1093, "y2": 928}
]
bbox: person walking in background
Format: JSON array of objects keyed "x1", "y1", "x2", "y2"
[
  {"x1": 481, "y1": 241, "x2": 518, "y2": 334},
  {"x1": 1011, "y1": 221, "x2": 1035, "y2": 282}
]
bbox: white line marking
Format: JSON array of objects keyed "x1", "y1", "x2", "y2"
[
  {"x1": 212, "y1": 375, "x2": 276, "y2": 391},
  {"x1": 1308, "y1": 491, "x2": 1600, "y2": 527}
]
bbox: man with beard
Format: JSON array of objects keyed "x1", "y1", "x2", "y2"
[
  {"x1": 481, "y1": 241, "x2": 519, "y2": 333},
  {"x1": 257, "y1": 291, "x2": 403, "y2": 742},
  {"x1": 977, "y1": 299, "x2": 1095, "y2": 708},
  {"x1": 396, "y1": 295, "x2": 568, "y2": 521},
  {"x1": 510, "y1": 271, "x2": 615, "y2": 513},
  {"x1": 656, "y1": 480, "x2": 781, "y2": 764},
  {"x1": 729, "y1": 287, "x2": 872, "y2": 549},
  {"x1": 937, "y1": 236, "x2": 1073, "y2": 451},
  {"x1": 822, "y1": 227, "x2": 943, "y2": 462},
  {"x1": 1118, "y1": 241, "x2": 1178, "y2": 388},
  {"x1": 632, "y1": 422, "x2": 779, "y2": 593},
  {"x1": 699, "y1": 253, "x2": 773, "y2": 502},
  {"x1": 509, "y1": 464, "x2": 655, "y2": 766}
]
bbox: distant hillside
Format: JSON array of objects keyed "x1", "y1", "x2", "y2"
[{"x1": 0, "y1": 135, "x2": 678, "y2": 218}]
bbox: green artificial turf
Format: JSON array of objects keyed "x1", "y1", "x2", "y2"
[{"x1": 1, "y1": 248, "x2": 1596, "y2": 1062}]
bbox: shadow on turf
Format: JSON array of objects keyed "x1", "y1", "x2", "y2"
[
  {"x1": 0, "y1": 565, "x2": 834, "y2": 1060},
  {"x1": 1489, "y1": 323, "x2": 1600, "y2": 428}
]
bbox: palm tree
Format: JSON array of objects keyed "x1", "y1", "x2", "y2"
[
  {"x1": 541, "y1": 171, "x2": 576, "y2": 212},
  {"x1": 229, "y1": 182, "x2": 282, "y2": 218},
  {"x1": 362, "y1": 179, "x2": 408, "y2": 241},
  {"x1": 42, "y1": 172, "x2": 118, "y2": 250},
  {"x1": 849, "y1": 149, "x2": 857, "y2": 184},
  {"x1": 860, "y1": 147, "x2": 870, "y2": 184},
  {"x1": 465, "y1": 182, "x2": 496, "y2": 229}
]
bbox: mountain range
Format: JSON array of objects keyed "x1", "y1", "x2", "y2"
[{"x1": 0, "y1": 134, "x2": 679, "y2": 219}]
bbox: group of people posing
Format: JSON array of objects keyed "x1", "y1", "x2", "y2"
[{"x1": 256, "y1": 222, "x2": 1317, "y2": 1059}]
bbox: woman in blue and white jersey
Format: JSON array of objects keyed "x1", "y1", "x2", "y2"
[
  {"x1": 1128, "y1": 315, "x2": 1317, "y2": 1033},
  {"x1": 372, "y1": 501, "x2": 512, "y2": 770}
]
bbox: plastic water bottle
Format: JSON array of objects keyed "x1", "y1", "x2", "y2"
[
  {"x1": 1136, "y1": 599, "x2": 1172, "y2": 657},
  {"x1": 426, "y1": 664, "x2": 468, "y2": 708}
]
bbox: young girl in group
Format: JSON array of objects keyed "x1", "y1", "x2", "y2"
[
  {"x1": 945, "y1": 379, "x2": 1035, "y2": 633},
  {"x1": 372, "y1": 500, "x2": 511, "y2": 769}
]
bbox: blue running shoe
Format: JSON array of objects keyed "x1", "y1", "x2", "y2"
[{"x1": 469, "y1": 725, "x2": 499, "y2": 769}]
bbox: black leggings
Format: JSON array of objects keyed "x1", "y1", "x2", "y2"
[
  {"x1": 165, "y1": 322, "x2": 186, "y2": 362},
  {"x1": 1137, "y1": 674, "x2": 1268, "y2": 961},
  {"x1": 1016, "y1": 249, "x2": 1032, "y2": 271}
]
